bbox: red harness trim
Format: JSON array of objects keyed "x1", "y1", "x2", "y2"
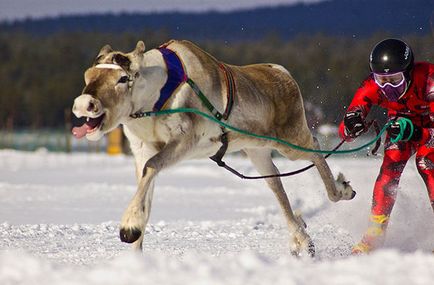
[{"x1": 218, "y1": 62, "x2": 235, "y2": 120}]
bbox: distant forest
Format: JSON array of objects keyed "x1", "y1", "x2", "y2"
[
  {"x1": 3, "y1": 0, "x2": 433, "y2": 40},
  {"x1": 0, "y1": 30, "x2": 433, "y2": 130}
]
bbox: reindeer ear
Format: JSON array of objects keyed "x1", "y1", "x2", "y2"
[
  {"x1": 84, "y1": 70, "x2": 92, "y2": 85},
  {"x1": 97, "y1": 44, "x2": 113, "y2": 57},
  {"x1": 134, "y1": 41, "x2": 146, "y2": 54},
  {"x1": 112, "y1": 53, "x2": 131, "y2": 71},
  {"x1": 94, "y1": 44, "x2": 113, "y2": 64}
]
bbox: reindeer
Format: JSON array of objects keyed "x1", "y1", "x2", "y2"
[{"x1": 71, "y1": 40, "x2": 355, "y2": 256}]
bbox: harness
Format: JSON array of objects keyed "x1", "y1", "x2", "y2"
[
  {"x1": 131, "y1": 46, "x2": 235, "y2": 121},
  {"x1": 128, "y1": 46, "x2": 246, "y2": 176}
]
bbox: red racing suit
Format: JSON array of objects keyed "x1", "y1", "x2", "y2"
[{"x1": 339, "y1": 62, "x2": 434, "y2": 218}]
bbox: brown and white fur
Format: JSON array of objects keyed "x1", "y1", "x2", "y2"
[{"x1": 72, "y1": 40, "x2": 355, "y2": 257}]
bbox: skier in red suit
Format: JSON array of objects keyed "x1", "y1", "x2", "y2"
[{"x1": 339, "y1": 38, "x2": 434, "y2": 253}]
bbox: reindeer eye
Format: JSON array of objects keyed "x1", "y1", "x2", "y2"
[{"x1": 118, "y1": 76, "x2": 129, "y2": 84}]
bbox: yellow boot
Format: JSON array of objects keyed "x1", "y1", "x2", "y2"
[{"x1": 352, "y1": 214, "x2": 389, "y2": 255}]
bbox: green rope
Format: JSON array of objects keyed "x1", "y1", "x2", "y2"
[
  {"x1": 142, "y1": 107, "x2": 403, "y2": 154},
  {"x1": 390, "y1": 117, "x2": 414, "y2": 143}
]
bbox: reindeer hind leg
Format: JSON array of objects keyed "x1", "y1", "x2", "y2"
[
  {"x1": 275, "y1": 137, "x2": 356, "y2": 202},
  {"x1": 243, "y1": 147, "x2": 315, "y2": 257}
]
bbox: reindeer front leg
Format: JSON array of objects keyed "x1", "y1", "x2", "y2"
[
  {"x1": 119, "y1": 137, "x2": 194, "y2": 250},
  {"x1": 119, "y1": 164, "x2": 156, "y2": 249}
]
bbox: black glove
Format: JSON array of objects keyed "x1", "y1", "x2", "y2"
[
  {"x1": 388, "y1": 119, "x2": 422, "y2": 142},
  {"x1": 344, "y1": 110, "x2": 366, "y2": 138}
]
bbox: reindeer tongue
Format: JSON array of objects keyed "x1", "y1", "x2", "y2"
[
  {"x1": 72, "y1": 115, "x2": 105, "y2": 139},
  {"x1": 72, "y1": 124, "x2": 90, "y2": 139}
]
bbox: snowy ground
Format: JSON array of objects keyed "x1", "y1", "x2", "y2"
[{"x1": 0, "y1": 149, "x2": 433, "y2": 284}]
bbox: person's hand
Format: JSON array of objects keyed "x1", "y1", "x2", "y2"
[
  {"x1": 388, "y1": 119, "x2": 421, "y2": 142},
  {"x1": 344, "y1": 110, "x2": 366, "y2": 139}
]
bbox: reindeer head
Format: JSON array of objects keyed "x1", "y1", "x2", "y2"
[{"x1": 72, "y1": 41, "x2": 146, "y2": 141}]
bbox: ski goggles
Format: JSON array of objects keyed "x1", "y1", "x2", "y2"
[{"x1": 373, "y1": 72, "x2": 405, "y2": 88}]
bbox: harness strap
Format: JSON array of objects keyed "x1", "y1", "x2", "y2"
[
  {"x1": 209, "y1": 119, "x2": 382, "y2": 179},
  {"x1": 186, "y1": 78, "x2": 224, "y2": 121},
  {"x1": 209, "y1": 131, "x2": 229, "y2": 166},
  {"x1": 218, "y1": 63, "x2": 235, "y2": 120},
  {"x1": 209, "y1": 132, "x2": 346, "y2": 179},
  {"x1": 154, "y1": 48, "x2": 187, "y2": 112}
]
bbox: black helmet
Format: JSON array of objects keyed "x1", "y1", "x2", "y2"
[{"x1": 369, "y1": 38, "x2": 414, "y2": 74}]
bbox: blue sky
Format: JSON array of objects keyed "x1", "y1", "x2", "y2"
[{"x1": 0, "y1": 0, "x2": 325, "y2": 22}]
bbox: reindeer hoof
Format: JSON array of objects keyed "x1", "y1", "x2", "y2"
[
  {"x1": 120, "y1": 227, "x2": 142, "y2": 243},
  {"x1": 342, "y1": 180, "x2": 356, "y2": 200},
  {"x1": 290, "y1": 240, "x2": 315, "y2": 258},
  {"x1": 307, "y1": 241, "x2": 316, "y2": 257},
  {"x1": 336, "y1": 173, "x2": 356, "y2": 201},
  {"x1": 341, "y1": 187, "x2": 356, "y2": 200},
  {"x1": 290, "y1": 224, "x2": 315, "y2": 258}
]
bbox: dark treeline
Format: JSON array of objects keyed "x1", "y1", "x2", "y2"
[
  {"x1": 0, "y1": 30, "x2": 433, "y2": 130},
  {"x1": 3, "y1": 0, "x2": 433, "y2": 40}
]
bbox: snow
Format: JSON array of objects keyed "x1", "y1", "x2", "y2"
[
  {"x1": 0, "y1": 149, "x2": 433, "y2": 284},
  {"x1": 317, "y1": 124, "x2": 338, "y2": 136}
]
